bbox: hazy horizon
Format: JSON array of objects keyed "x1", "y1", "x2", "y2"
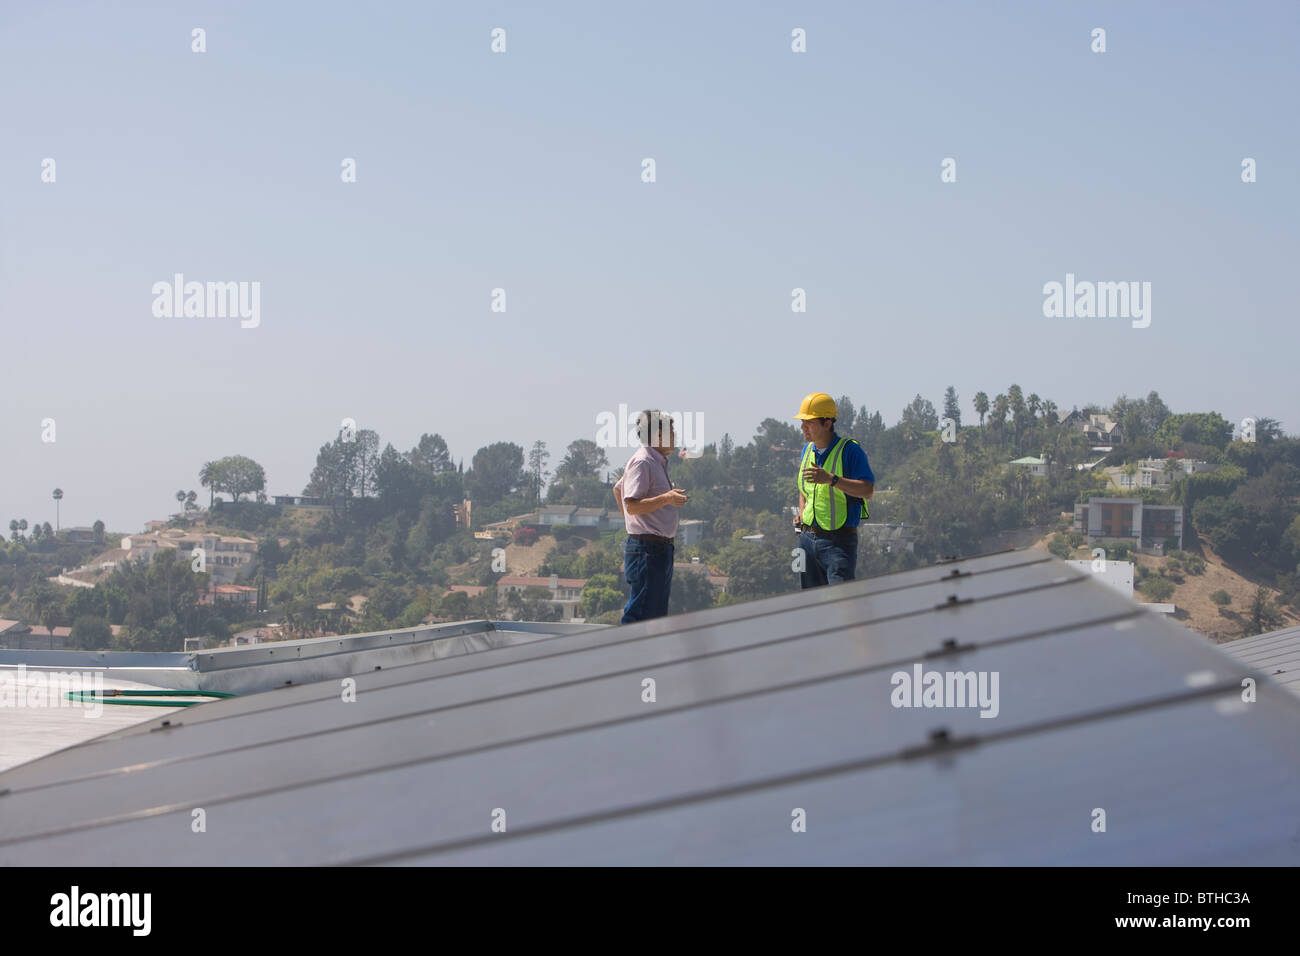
[{"x1": 4, "y1": 0, "x2": 1297, "y2": 533}]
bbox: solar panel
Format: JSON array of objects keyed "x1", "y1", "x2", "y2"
[{"x1": 2, "y1": 550, "x2": 1298, "y2": 865}]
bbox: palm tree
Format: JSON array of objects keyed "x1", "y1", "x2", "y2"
[
  {"x1": 199, "y1": 461, "x2": 216, "y2": 508},
  {"x1": 974, "y1": 392, "x2": 989, "y2": 428},
  {"x1": 185, "y1": 490, "x2": 198, "y2": 512},
  {"x1": 176, "y1": 490, "x2": 187, "y2": 515},
  {"x1": 8, "y1": 520, "x2": 18, "y2": 541},
  {"x1": 52, "y1": 488, "x2": 64, "y2": 532}
]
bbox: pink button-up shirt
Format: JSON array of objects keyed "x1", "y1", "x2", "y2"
[{"x1": 615, "y1": 445, "x2": 678, "y2": 538}]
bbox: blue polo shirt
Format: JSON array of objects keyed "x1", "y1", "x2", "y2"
[{"x1": 804, "y1": 433, "x2": 876, "y2": 527}]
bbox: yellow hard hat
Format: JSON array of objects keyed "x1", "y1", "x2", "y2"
[{"x1": 795, "y1": 392, "x2": 838, "y2": 420}]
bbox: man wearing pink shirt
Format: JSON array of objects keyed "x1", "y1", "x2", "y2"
[{"x1": 613, "y1": 410, "x2": 690, "y2": 624}]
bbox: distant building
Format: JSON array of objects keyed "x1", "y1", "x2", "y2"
[
  {"x1": 497, "y1": 574, "x2": 588, "y2": 620},
  {"x1": 1061, "y1": 411, "x2": 1125, "y2": 447},
  {"x1": 0, "y1": 620, "x2": 122, "y2": 650},
  {"x1": 536, "y1": 505, "x2": 620, "y2": 532},
  {"x1": 573, "y1": 507, "x2": 621, "y2": 531},
  {"x1": 1072, "y1": 497, "x2": 1183, "y2": 554},
  {"x1": 120, "y1": 529, "x2": 257, "y2": 583},
  {"x1": 443, "y1": 585, "x2": 488, "y2": 600},
  {"x1": 1105, "y1": 457, "x2": 1216, "y2": 491},
  {"x1": 677, "y1": 519, "x2": 705, "y2": 547},
  {"x1": 271, "y1": 495, "x2": 332, "y2": 509},
  {"x1": 537, "y1": 505, "x2": 577, "y2": 526},
  {"x1": 482, "y1": 513, "x2": 537, "y2": 535},
  {"x1": 859, "y1": 523, "x2": 918, "y2": 553},
  {"x1": 498, "y1": 574, "x2": 586, "y2": 601},
  {"x1": 674, "y1": 558, "x2": 729, "y2": 595},
  {"x1": 453, "y1": 499, "x2": 472, "y2": 529},
  {"x1": 201, "y1": 584, "x2": 259, "y2": 606},
  {"x1": 1007, "y1": 454, "x2": 1053, "y2": 478}
]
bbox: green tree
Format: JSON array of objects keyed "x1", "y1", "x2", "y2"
[
  {"x1": 942, "y1": 387, "x2": 961, "y2": 429},
  {"x1": 554, "y1": 439, "x2": 608, "y2": 483},
  {"x1": 1140, "y1": 575, "x2": 1175, "y2": 602},
  {"x1": 526, "y1": 440, "x2": 551, "y2": 507},
  {"x1": 973, "y1": 392, "x2": 989, "y2": 428},
  {"x1": 580, "y1": 573, "x2": 625, "y2": 618},
  {"x1": 199, "y1": 461, "x2": 217, "y2": 508},
  {"x1": 408, "y1": 433, "x2": 453, "y2": 473},
  {"x1": 1155, "y1": 412, "x2": 1234, "y2": 451},
  {"x1": 71, "y1": 615, "x2": 112, "y2": 650},
  {"x1": 208, "y1": 455, "x2": 268, "y2": 502},
  {"x1": 668, "y1": 568, "x2": 715, "y2": 614},
  {"x1": 466, "y1": 442, "x2": 526, "y2": 506},
  {"x1": 1242, "y1": 585, "x2": 1284, "y2": 637},
  {"x1": 900, "y1": 394, "x2": 939, "y2": 440}
]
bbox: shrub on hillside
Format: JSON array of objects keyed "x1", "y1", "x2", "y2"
[
  {"x1": 1210, "y1": 590, "x2": 1232, "y2": 606},
  {"x1": 1141, "y1": 575, "x2": 1175, "y2": 602}
]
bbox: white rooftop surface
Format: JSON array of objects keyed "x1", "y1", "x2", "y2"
[{"x1": 0, "y1": 668, "x2": 184, "y2": 773}]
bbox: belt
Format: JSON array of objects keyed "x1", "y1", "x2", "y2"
[
  {"x1": 799, "y1": 524, "x2": 857, "y2": 539},
  {"x1": 629, "y1": 534, "x2": 675, "y2": 544}
]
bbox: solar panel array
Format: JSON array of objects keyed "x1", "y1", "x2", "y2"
[
  {"x1": 2, "y1": 550, "x2": 1298, "y2": 865},
  {"x1": 1221, "y1": 624, "x2": 1300, "y2": 698}
]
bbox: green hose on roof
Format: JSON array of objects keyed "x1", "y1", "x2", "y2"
[{"x1": 64, "y1": 689, "x2": 237, "y2": 707}]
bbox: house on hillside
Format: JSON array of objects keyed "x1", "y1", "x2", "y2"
[
  {"x1": 859, "y1": 523, "x2": 919, "y2": 554},
  {"x1": 674, "y1": 558, "x2": 729, "y2": 595},
  {"x1": 120, "y1": 529, "x2": 257, "y2": 584},
  {"x1": 677, "y1": 519, "x2": 705, "y2": 547},
  {"x1": 1061, "y1": 411, "x2": 1125, "y2": 447},
  {"x1": 1007, "y1": 454, "x2": 1054, "y2": 478},
  {"x1": 1072, "y1": 497, "x2": 1183, "y2": 554},
  {"x1": 1105, "y1": 457, "x2": 1217, "y2": 491},
  {"x1": 497, "y1": 574, "x2": 588, "y2": 620},
  {"x1": 272, "y1": 495, "x2": 332, "y2": 509},
  {"x1": 537, "y1": 506, "x2": 577, "y2": 526}
]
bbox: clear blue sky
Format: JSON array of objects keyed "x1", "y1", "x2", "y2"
[{"x1": 2, "y1": 0, "x2": 1296, "y2": 532}]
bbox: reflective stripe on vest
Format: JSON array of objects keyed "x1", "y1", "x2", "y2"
[{"x1": 799, "y1": 437, "x2": 866, "y2": 530}]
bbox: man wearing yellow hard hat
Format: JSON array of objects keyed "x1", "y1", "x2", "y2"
[{"x1": 794, "y1": 392, "x2": 875, "y2": 588}]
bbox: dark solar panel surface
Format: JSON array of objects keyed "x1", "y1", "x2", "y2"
[{"x1": 2, "y1": 550, "x2": 1298, "y2": 865}]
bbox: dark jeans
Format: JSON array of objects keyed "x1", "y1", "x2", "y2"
[
  {"x1": 798, "y1": 529, "x2": 858, "y2": 589},
  {"x1": 621, "y1": 537, "x2": 674, "y2": 623}
]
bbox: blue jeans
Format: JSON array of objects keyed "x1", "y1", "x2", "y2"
[
  {"x1": 621, "y1": 537, "x2": 674, "y2": 623},
  {"x1": 798, "y1": 530, "x2": 858, "y2": 589}
]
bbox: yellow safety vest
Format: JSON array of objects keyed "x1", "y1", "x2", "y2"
[{"x1": 798, "y1": 437, "x2": 868, "y2": 530}]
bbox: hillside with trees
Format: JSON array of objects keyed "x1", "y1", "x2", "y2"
[{"x1": 3, "y1": 389, "x2": 1297, "y2": 649}]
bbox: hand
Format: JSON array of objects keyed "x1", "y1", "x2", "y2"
[
  {"x1": 665, "y1": 489, "x2": 690, "y2": 507},
  {"x1": 801, "y1": 466, "x2": 831, "y2": 485}
]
